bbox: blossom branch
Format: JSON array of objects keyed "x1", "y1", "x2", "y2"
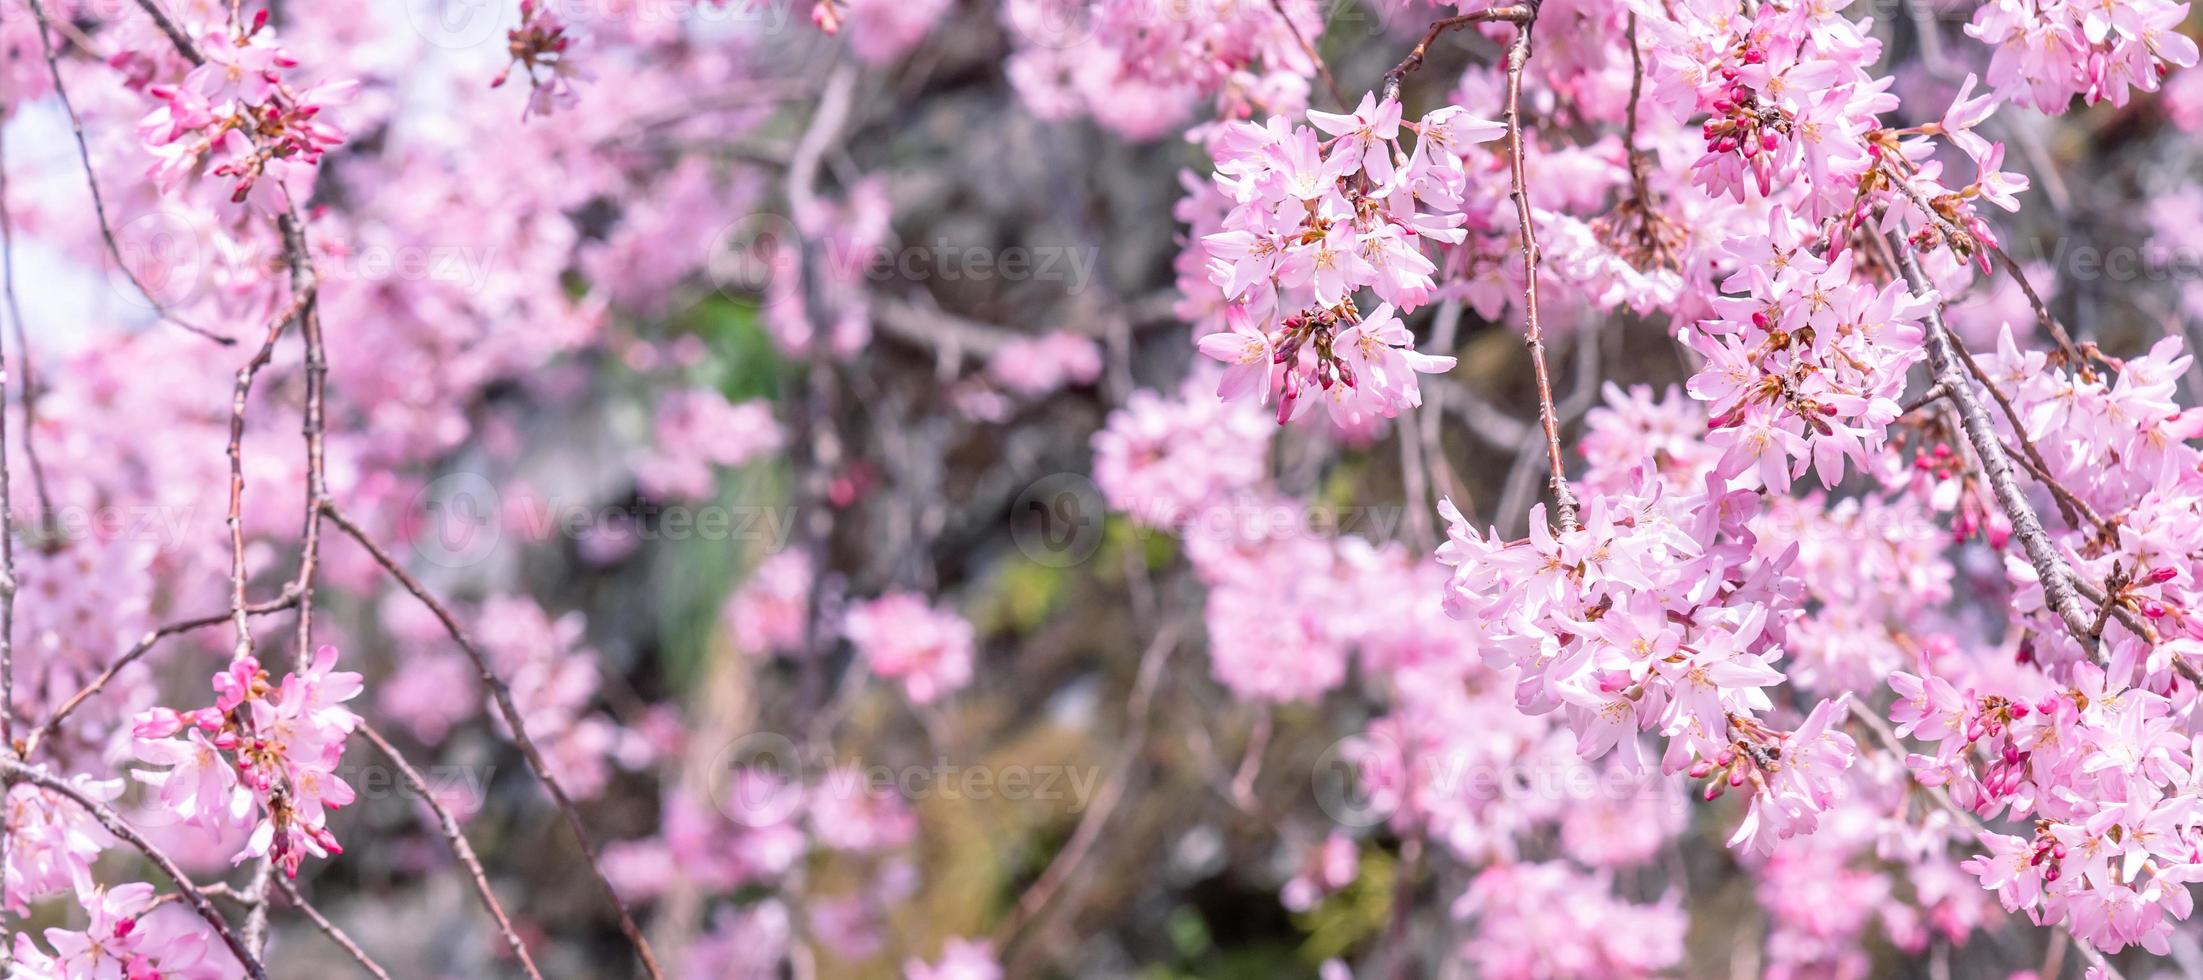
[
  {"x1": 1875, "y1": 156, "x2": 2084, "y2": 369},
  {"x1": 22, "y1": 0, "x2": 230, "y2": 344},
  {"x1": 1495, "y1": 0, "x2": 1576, "y2": 531},
  {"x1": 1892, "y1": 239, "x2": 2102, "y2": 651},
  {"x1": 22, "y1": 592, "x2": 302, "y2": 757},
  {"x1": 1845, "y1": 701, "x2": 2129, "y2": 978}
]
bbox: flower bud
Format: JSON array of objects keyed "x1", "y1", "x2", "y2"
[{"x1": 132, "y1": 708, "x2": 184, "y2": 739}]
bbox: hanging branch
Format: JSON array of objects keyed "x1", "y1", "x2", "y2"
[
  {"x1": 0, "y1": 759, "x2": 272, "y2": 980},
  {"x1": 1494, "y1": 0, "x2": 1576, "y2": 532},
  {"x1": 23, "y1": 593, "x2": 301, "y2": 757},
  {"x1": 274, "y1": 877, "x2": 395, "y2": 980},
  {"x1": 1891, "y1": 239, "x2": 2101, "y2": 649},
  {"x1": 22, "y1": 0, "x2": 230, "y2": 344},
  {"x1": 322, "y1": 503, "x2": 664, "y2": 980},
  {"x1": 0, "y1": 125, "x2": 55, "y2": 537},
  {"x1": 357, "y1": 722, "x2": 546, "y2": 980}
]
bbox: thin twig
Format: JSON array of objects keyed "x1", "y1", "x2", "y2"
[
  {"x1": 1271, "y1": 0, "x2": 1346, "y2": 108},
  {"x1": 22, "y1": 0, "x2": 229, "y2": 344},
  {"x1": 23, "y1": 592, "x2": 300, "y2": 756},
  {"x1": 224, "y1": 287, "x2": 316, "y2": 664},
  {"x1": 1901, "y1": 380, "x2": 1950, "y2": 414},
  {"x1": 996, "y1": 616, "x2": 1183, "y2": 946},
  {"x1": 322, "y1": 503, "x2": 663, "y2": 980},
  {"x1": 1494, "y1": 0, "x2": 1575, "y2": 531},
  {"x1": 274, "y1": 877, "x2": 394, "y2": 980},
  {"x1": 0, "y1": 121, "x2": 54, "y2": 536},
  {"x1": 0, "y1": 759, "x2": 270, "y2": 980},
  {"x1": 1943, "y1": 330, "x2": 2083, "y2": 532},
  {"x1": 277, "y1": 211, "x2": 328, "y2": 672},
  {"x1": 1892, "y1": 239, "x2": 2100, "y2": 651},
  {"x1": 357, "y1": 722, "x2": 545, "y2": 980},
  {"x1": 1379, "y1": 5, "x2": 1535, "y2": 102},
  {"x1": 0, "y1": 93, "x2": 18, "y2": 922},
  {"x1": 1876, "y1": 157, "x2": 2082, "y2": 368}
]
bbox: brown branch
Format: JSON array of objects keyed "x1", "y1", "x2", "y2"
[
  {"x1": 1379, "y1": 5, "x2": 1535, "y2": 102},
  {"x1": 0, "y1": 124, "x2": 55, "y2": 538},
  {"x1": 128, "y1": 0, "x2": 207, "y2": 65},
  {"x1": 1270, "y1": 0, "x2": 1346, "y2": 109},
  {"x1": 277, "y1": 211, "x2": 329, "y2": 672},
  {"x1": 1622, "y1": 13, "x2": 1653, "y2": 203},
  {"x1": 21, "y1": 0, "x2": 229, "y2": 344},
  {"x1": 357, "y1": 722, "x2": 545, "y2": 980},
  {"x1": 0, "y1": 759, "x2": 270, "y2": 980},
  {"x1": 321, "y1": 503, "x2": 663, "y2": 980},
  {"x1": 1892, "y1": 239, "x2": 2101, "y2": 651},
  {"x1": 22, "y1": 592, "x2": 300, "y2": 757},
  {"x1": 274, "y1": 877, "x2": 393, "y2": 980},
  {"x1": 1982, "y1": 239, "x2": 2086, "y2": 370},
  {"x1": 996, "y1": 616, "x2": 1183, "y2": 947},
  {"x1": 1876, "y1": 157, "x2": 2083, "y2": 369},
  {"x1": 224, "y1": 287, "x2": 316, "y2": 664},
  {"x1": 1992, "y1": 436, "x2": 2112, "y2": 540},
  {"x1": 1495, "y1": 0, "x2": 1575, "y2": 531},
  {"x1": 1942, "y1": 330, "x2": 2084, "y2": 532}
]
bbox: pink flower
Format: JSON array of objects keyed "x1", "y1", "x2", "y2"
[
  {"x1": 905, "y1": 937, "x2": 1001, "y2": 980},
  {"x1": 845, "y1": 593, "x2": 976, "y2": 705}
]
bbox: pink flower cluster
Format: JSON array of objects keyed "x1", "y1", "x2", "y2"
[
  {"x1": 1967, "y1": 0, "x2": 2198, "y2": 111},
  {"x1": 1195, "y1": 94, "x2": 1497, "y2": 424},
  {"x1": 10, "y1": 882, "x2": 237, "y2": 979},
  {"x1": 130, "y1": 647, "x2": 363, "y2": 877},
  {"x1": 844, "y1": 592, "x2": 976, "y2": 705},
  {"x1": 999, "y1": 0, "x2": 1321, "y2": 140},
  {"x1": 1687, "y1": 240, "x2": 1929, "y2": 493},
  {"x1": 137, "y1": 20, "x2": 357, "y2": 207},
  {"x1": 1436, "y1": 480, "x2": 1859, "y2": 855},
  {"x1": 1092, "y1": 371, "x2": 1274, "y2": 528},
  {"x1": 639, "y1": 386, "x2": 786, "y2": 501}
]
